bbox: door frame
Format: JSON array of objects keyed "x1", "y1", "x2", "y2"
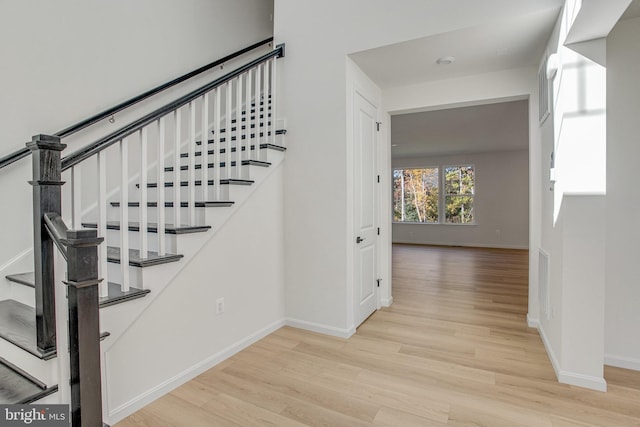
[{"x1": 346, "y1": 58, "x2": 391, "y2": 332}]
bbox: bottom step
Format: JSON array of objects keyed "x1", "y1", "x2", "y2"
[{"x1": 0, "y1": 357, "x2": 58, "y2": 404}]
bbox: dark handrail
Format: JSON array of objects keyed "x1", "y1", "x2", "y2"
[
  {"x1": 0, "y1": 37, "x2": 274, "y2": 171},
  {"x1": 43, "y1": 213, "x2": 69, "y2": 260},
  {"x1": 62, "y1": 44, "x2": 284, "y2": 171}
]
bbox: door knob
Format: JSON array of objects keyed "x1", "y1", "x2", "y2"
[{"x1": 356, "y1": 236, "x2": 365, "y2": 244}]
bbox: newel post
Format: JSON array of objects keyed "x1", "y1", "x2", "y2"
[
  {"x1": 64, "y1": 228, "x2": 104, "y2": 427},
  {"x1": 27, "y1": 134, "x2": 66, "y2": 354}
]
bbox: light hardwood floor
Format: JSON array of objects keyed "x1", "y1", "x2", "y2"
[{"x1": 117, "y1": 244, "x2": 640, "y2": 426}]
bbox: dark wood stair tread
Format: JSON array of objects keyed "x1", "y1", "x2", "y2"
[
  {"x1": 140, "y1": 179, "x2": 253, "y2": 188},
  {"x1": 196, "y1": 129, "x2": 285, "y2": 145},
  {"x1": 181, "y1": 143, "x2": 285, "y2": 158},
  {"x1": 164, "y1": 160, "x2": 271, "y2": 172},
  {"x1": 0, "y1": 357, "x2": 58, "y2": 404},
  {"x1": 82, "y1": 221, "x2": 210, "y2": 235},
  {"x1": 210, "y1": 122, "x2": 272, "y2": 134},
  {"x1": 106, "y1": 246, "x2": 183, "y2": 267},
  {"x1": 99, "y1": 282, "x2": 150, "y2": 308},
  {"x1": 110, "y1": 201, "x2": 235, "y2": 208},
  {"x1": 6, "y1": 272, "x2": 35, "y2": 288},
  {"x1": 4, "y1": 274, "x2": 149, "y2": 308},
  {"x1": 0, "y1": 300, "x2": 56, "y2": 360}
]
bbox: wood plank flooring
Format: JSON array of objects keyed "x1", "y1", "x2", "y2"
[{"x1": 116, "y1": 244, "x2": 640, "y2": 426}]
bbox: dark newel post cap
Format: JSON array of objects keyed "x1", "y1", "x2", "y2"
[
  {"x1": 63, "y1": 229, "x2": 104, "y2": 248},
  {"x1": 26, "y1": 134, "x2": 66, "y2": 151}
]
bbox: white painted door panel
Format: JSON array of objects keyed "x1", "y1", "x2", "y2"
[{"x1": 354, "y1": 91, "x2": 378, "y2": 328}]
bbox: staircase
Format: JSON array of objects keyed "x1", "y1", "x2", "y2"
[{"x1": 0, "y1": 39, "x2": 285, "y2": 426}]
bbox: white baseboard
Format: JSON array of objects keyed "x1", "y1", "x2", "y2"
[
  {"x1": 381, "y1": 296, "x2": 393, "y2": 307},
  {"x1": 285, "y1": 318, "x2": 355, "y2": 339},
  {"x1": 536, "y1": 322, "x2": 561, "y2": 380},
  {"x1": 536, "y1": 322, "x2": 607, "y2": 392},
  {"x1": 605, "y1": 354, "x2": 640, "y2": 371},
  {"x1": 106, "y1": 318, "x2": 286, "y2": 425},
  {"x1": 527, "y1": 314, "x2": 540, "y2": 328},
  {"x1": 558, "y1": 370, "x2": 607, "y2": 392}
]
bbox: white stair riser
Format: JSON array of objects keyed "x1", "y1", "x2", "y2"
[
  {"x1": 134, "y1": 182, "x2": 253, "y2": 205},
  {"x1": 161, "y1": 163, "x2": 251, "y2": 181},
  {"x1": 106, "y1": 262, "x2": 144, "y2": 289},
  {"x1": 0, "y1": 339, "x2": 58, "y2": 387},
  {"x1": 106, "y1": 205, "x2": 230, "y2": 226},
  {"x1": 8, "y1": 282, "x2": 35, "y2": 308},
  {"x1": 97, "y1": 228, "x2": 178, "y2": 255}
]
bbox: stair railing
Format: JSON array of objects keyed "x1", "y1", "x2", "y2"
[
  {"x1": 60, "y1": 44, "x2": 284, "y2": 296},
  {"x1": 18, "y1": 39, "x2": 284, "y2": 427}
]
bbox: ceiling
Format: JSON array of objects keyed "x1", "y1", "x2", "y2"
[
  {"x1": 350, "y1": 8, "x2": 561, "y2": 89},
  {"x1": 391, "y1": 100, "x2": 529, "y2": 158},
  {"x1": 352, "y1": 7, "x2": 559, "y2": 159}
]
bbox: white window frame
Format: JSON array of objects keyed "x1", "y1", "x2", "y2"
[
  {"x1": 392, "y1": 166, "x2": 440, "y2": 224},
  {"x1": 392, "y1": 164, "x2": 476, "y2": 225},
  {"x1": 443, "y1": 164, "x2": 475, "y2": 225}
]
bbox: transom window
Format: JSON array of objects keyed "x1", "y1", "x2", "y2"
[{"x1": 393, "y1": 165, "x2": 475, "y2": 224}]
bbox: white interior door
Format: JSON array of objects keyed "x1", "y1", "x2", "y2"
[{"x1": 354, "y1": 90, "x2": 378, "y2": 328}]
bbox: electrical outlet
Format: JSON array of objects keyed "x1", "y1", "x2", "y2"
[{"x1": 216, "y1": 298, "x2": 225, "y2": 315}]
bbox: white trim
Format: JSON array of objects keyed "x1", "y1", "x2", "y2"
[
  {"x1": 536, "y1": 322, "x2": 561, "y2": 380},
  {"x1": 0, "y1": 247, "x2": 31, "y2": 272},
  {"x1": 534, "y1": 322, "x2": 607, "y2": 392},
  {"x1": 106, "y1": 318, "x2": 286, "y2": 425},
  {"x1": 381, "y1": 296, "x2": 393, "y2": 307},
  {"x1": 527, "y1": 313, "x2": 540, "y2": 328},
  {"x1": 558, "y1": 370, "x2": 607, "y2": 392},
  {"x1": 605, "y1": 354, "x2": 640, "y2": 371},
  {"x1": 285, "y1": 318, "x2": 356, "y2": 339},
  {"x1": 392, "y1": 241, "x2": 529, "y2": 250}
]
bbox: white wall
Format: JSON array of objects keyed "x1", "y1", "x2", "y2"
[
  {"x1": 0, "y1": 0, "x2": 274, "y2": 281},
  {"x1": 535, "y1": 3, "x2": 608, "y2": 389},
  {"x1": 392, "y1": 150, "x2": 529, "y2": 249},
  {"x1": 275, "y1": 0, "x2": 551, "y2": 334},
  {"x1": 605, "y1": 15, "x2": 640, "y2": 371},
  {"x1": 103, "y1": 165, "x2": 285, "y2": 424}
]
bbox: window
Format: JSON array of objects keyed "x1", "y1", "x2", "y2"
[
  {"x1": 444, "y1": 165, "x2": 474, "y2": 224},
  {"x1": 393, "y1": 164, "x2": 475, "y2": 224},
  {"x1": 393, "y1": 167, "x2": 439, "y2": 223}
]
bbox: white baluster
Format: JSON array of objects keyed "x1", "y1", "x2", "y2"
[
  {"x1": 173, "y1": 108, "x2": 182, "y2": 228},
  {"x1": 139, "y1": 128, "x2": 148, "y2": 259},
  {"x1": 188, "y1": 100, "x2": 196, "y2": 225},
  {"x1": 157, "y1": 117, "x2": 166, "y2": 256},
  {"x1": 236, "y1": 74, "x2": 243, "y2": 179},
  {"x1": 97, "y1": 152, "x2": 108, "y2": 298},
  {"x1": 253, "y1": 64, "x2": 262, "y2": 161},
  {"x1": 214, "y1": 88, "x2": 222, "y2": 200},
  {"x1": 270, "y1": 58, "x2": 277, "y2": 146},
  {"x1": 119, "y1": 138, "x2": 130, "y2": 292},
  {"x1": 71, "y1": 166, "x2": 81, "y2": 229},
  {"x1": 201, "y1": 93, "x2": 209, "y2": 201},
  {"x1": 225, "y1": 81, "x2": 233, "y2": 179},
  {"x1": 245, "y1": 69, "x2": 253, "y2": 168},
  {"x1": 261, "y1": 60, "x2": 271, "y2": 152}
]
